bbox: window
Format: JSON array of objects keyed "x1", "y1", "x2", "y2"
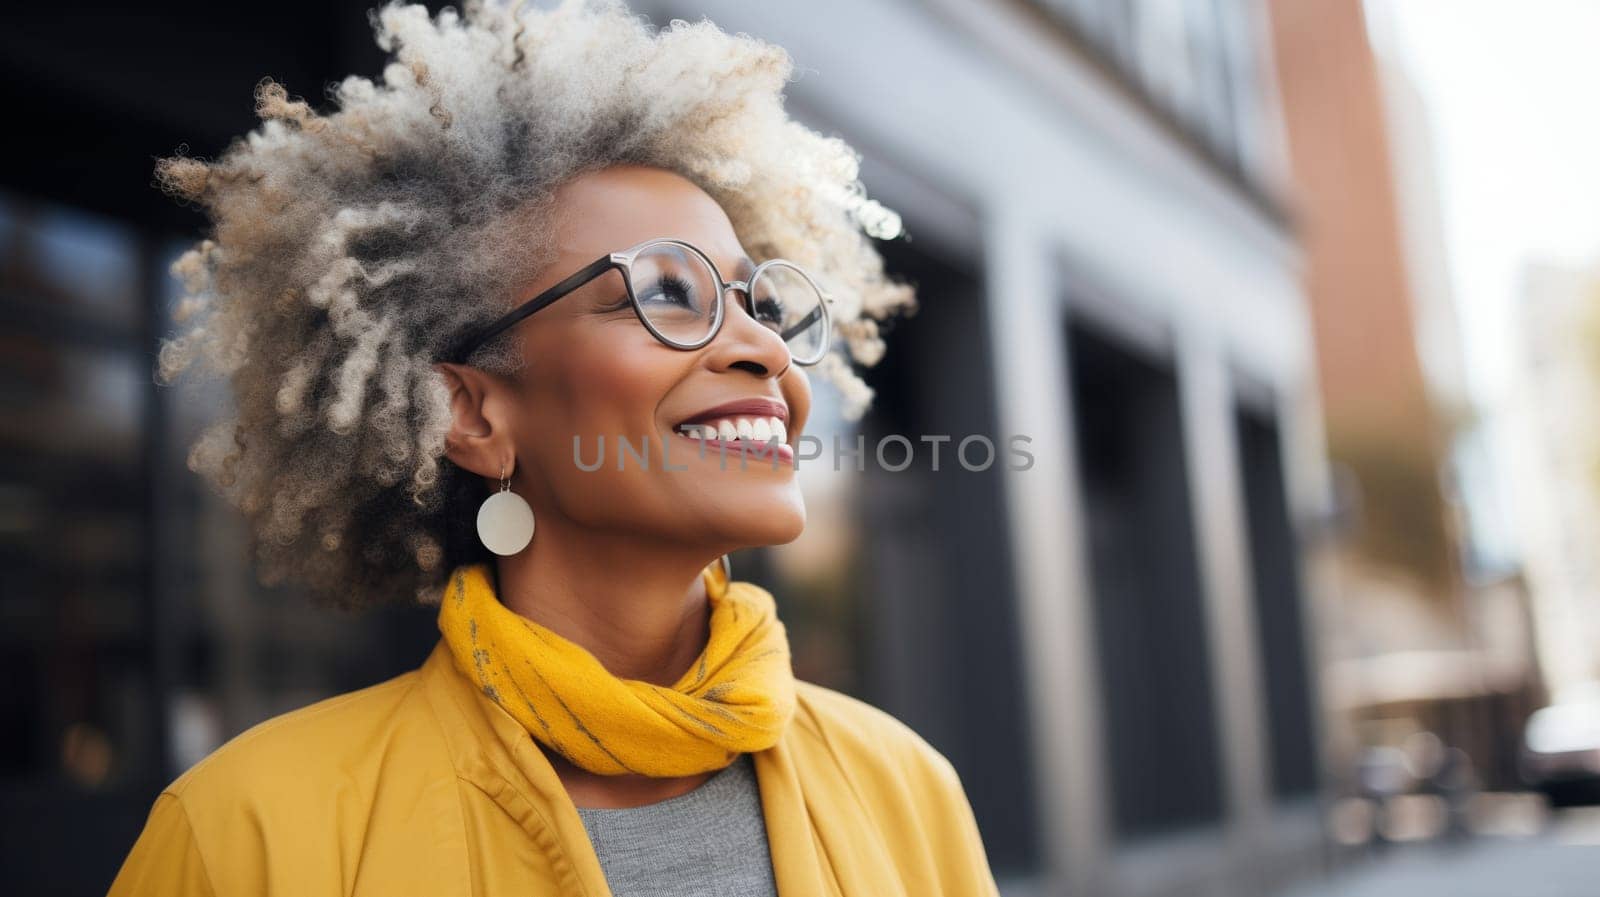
[
  {"x1": 1031, "y1": 0, "x2": 1271, "y2": 189},
  {"x1": 1068, "y1": 320, "x2": 1225, "y2": 839},
  {"x1": 1236, "y1": 401, "x2": 1319, "y2": 799}
]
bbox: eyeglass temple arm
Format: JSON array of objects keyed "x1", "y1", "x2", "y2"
[
  {"x1": 437, "y1": 255, "x2": 620, "y2": 364},
  {"x1": 779, "y1": 304, "x2": 826, "y2": 343}
]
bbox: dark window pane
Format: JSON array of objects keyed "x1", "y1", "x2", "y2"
[
  {"x1": 1236, "y1": 404, "x2": 1319, "y2": 798},
  {"x1": 1068, "y1": 321, "x2": 1225, "y2": 839}
]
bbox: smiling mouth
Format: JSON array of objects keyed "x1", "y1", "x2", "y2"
[
  {"x1": 671, "y1": 415, "x2": 794, "y2": 463},
  {"x1": 674, "y1": 415, "x2": 788, "y2": 446}
]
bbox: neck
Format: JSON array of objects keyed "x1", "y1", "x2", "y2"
[{"x1": 492, "y1": 524, "x2": 724, "y2": 687}]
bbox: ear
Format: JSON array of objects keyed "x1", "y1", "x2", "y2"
[{"x1": 433, "y1": 362, "x2": 515, "y2": 482}]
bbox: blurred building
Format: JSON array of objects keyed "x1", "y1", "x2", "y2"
[
  {"x1": 1267, "y1": 0, "x2": 1460, "y2": 612},
  {"x1": 1369, "y1": 3, "x2": 1544, "y2": 796},
  {"x1": 1507, "y1": 260, "x2": 1600, "y2": 695},
  {"x1": 1265, "y1": 0, "x2": 1542, "y2": 819},
  {"x1": 2, "y1": 2, "x2": 1337, "y2": 896}
]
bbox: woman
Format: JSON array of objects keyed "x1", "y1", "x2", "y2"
[{"x1": 108, "y1": 1, "x2": 999, "y2": 895}]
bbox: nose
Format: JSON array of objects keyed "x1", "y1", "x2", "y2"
[{"x1": 706, "y1": 282, "x2": 790, "y2": 377}]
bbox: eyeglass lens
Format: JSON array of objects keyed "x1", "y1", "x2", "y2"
[{"x1": 628, "y1": 242, "x2": 827, "y2": 362}]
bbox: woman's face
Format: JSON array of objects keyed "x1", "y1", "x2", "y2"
[{"x1": 486, "y1": 164, "x2": 812, "y2": 552}]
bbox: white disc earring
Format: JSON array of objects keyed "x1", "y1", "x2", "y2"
[{"x1": 477, "y1": 461, "x2": 535, "y2": 556}]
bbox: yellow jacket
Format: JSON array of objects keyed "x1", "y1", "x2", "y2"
[{"x1": 107, "y1": 637, "x2": 1002, "y2": 896}]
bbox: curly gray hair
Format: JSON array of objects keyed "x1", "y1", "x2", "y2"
[{"x1": 152, "y1": 0, "x2": 915, "y2": 609}]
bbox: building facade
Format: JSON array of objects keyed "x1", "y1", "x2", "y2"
[{"x1": 1508, "y1": 261, "x2": 1600, "y2": 696}]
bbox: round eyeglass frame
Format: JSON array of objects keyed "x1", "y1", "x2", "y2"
[{"x1": 436, "y1": 236, "x2": 836, "y2": 367}]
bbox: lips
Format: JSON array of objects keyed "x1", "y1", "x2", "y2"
[{"x1": 674, "y1": 397, "x2": 788, "y2": 428}]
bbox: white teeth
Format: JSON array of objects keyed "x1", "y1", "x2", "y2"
[{"x1": 678, "y1": 415, "x2": 789, "y2": 444}]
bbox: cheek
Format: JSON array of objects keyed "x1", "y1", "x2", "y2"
[
  {"x1": 518, "y1": 327, "x2": 692, "y2": 522},
  {"x1": 535, "y1": 323, "x2": 681, "y2": 436},
  {"x1": 556, "y1": 341, "x2": 678, "y2": 435},
  {"x1": 782, "y1": 369, "x2": 813, "y2": 436}
]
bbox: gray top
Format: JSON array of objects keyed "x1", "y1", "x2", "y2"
[{"x1": 574, "y1": 752, "x2": 779, "y2": 897}]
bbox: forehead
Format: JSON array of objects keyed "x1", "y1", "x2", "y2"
[{"x1": 549, "y1": 165, "x2": 749, "y2": 269}]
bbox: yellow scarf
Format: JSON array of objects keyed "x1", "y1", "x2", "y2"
[{"x1": 436, "y1": 560, "x2": 797, "y2": 777}]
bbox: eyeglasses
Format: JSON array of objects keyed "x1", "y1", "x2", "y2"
[{"x1": 437, "y1": 237, "x2": 835, "y2": 367}]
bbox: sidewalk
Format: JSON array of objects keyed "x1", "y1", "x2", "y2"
[{"x1": 1277, "y1": 808, "x2": 1600, "y2": 897}]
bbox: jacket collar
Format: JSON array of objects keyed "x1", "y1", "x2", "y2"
[{"x1": 415, "y1": 636, "x2": 840, "y2": 896}]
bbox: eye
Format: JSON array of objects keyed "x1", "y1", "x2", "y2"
[
  {"x1": 637, "y1": 273, "x2": 701, "y2": 309},
  {"x1": 750, "y1": 272, "x2": 788, "y2": 329},
  {"x1": 752, "y1": 292, "x2": 786, "y2": 327}
]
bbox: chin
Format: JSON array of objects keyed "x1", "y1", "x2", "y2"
[
  {"x1": 700, "y1": 488, "x2": 807, "y2": 547},
  {"x1": 748, "y1": 512, "x2": 806, "y2": 547}
]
